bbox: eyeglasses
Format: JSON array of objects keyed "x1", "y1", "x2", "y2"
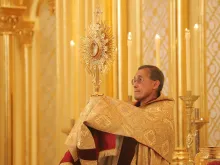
[{"x1": 131, "y1": 76, "x2": 144, "y2": 85}]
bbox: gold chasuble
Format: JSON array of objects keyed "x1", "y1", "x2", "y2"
[{"x1": 60, "y1": 94, "x2": 175, "y2": 165}]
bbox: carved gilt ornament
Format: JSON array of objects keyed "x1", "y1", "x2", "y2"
[{"x1": 0, "y1": 7, "x2": 26, "y2": 33}]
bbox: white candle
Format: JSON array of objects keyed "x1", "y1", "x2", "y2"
[
  {"x1": 185, "y1": 29, "x2": 191, "y2": 91},
  {"x1": 155, "y1": 34, "x2": 161, "y2": 69},
  {"x1": 127, "y1": 32, "x2": 132, "y2": 96},
  {"x1": 194, "y1": 24, "x2": 200, "y2": 96},
  {"x1": 70, "y1": 40, "x2": 75, "y2": 118}
]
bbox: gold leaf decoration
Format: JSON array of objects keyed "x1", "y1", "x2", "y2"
[{"x1": 81, "y1": 21, "x2": 115, "y2": 75}]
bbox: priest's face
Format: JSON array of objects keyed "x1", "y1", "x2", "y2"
[{"x1": 132, "y1": 68, "x2": 158, "y2": 103}]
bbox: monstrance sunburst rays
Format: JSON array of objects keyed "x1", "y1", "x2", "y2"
[{"x1": 81, "y1": 8, "x2": 115, "y2": 96}]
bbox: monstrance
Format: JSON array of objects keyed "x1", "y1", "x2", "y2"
[{"x1": 81, "y1": 7, "x2": 115, "y2": 96}]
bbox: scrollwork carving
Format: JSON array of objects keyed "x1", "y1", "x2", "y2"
[
  {"x1": 16, "y1": 21, "x2": 34, "y2": 45},
  {"x1": 18, "y1": 29, "x2": 34, "y2": 45},
  {"x1": 0, "y1": 7, "x2": 26, "y2": 33},
  {"x1": 0, "y1": 15, "x2": 19, "y2": 31}
]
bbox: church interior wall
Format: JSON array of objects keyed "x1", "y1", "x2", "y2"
[{"x1": 0, "y1": 0, "x2": 219, "y2": 165}]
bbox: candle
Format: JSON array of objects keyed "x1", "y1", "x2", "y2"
[
  {"x1": 194, "y1": 24, "x2": 200, "y2": 109},
  {"x1": 155, "y1": 34, "x2": 161, "y2": 69},
  {"x1": 70, "y1": 40, "x2": 75, "y2": 118},
  {"x1": 185, "y1": 29, "x2": 191, "y2": 91},
  {"x1": 127, "y1": 32, "x2": 132, "y2": 97},
  {"x1": 194, "y1": 24, "x2": 200, "y2": 95}
]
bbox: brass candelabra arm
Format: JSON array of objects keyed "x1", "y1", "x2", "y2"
[
  {"x1": 179, "y1": 91, "x2": 199, "y2": 108},
  {"x1": 193, "y1": 118, "x2": 209, "y2": 130},
  {"x1": 179, "y1": 90, "x2": 200, "y2": 164}
]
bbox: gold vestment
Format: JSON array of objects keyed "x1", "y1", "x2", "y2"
[{"x1": 64, "y1": 94, "x2": 175, "y2": 165}]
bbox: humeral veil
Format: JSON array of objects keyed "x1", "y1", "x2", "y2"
[{"x1": 60, "y1": 94, "x2": 175, "y2": 165}]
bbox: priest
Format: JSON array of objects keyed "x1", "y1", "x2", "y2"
[{"x1": 60, "y1": 65, "x2": 175, "y2": 165}]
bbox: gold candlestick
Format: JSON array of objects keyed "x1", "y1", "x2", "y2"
[
  {"x1": 155, "y1": 34, "x2": 161, "y2": 69},
  {"x1": 192, "y1": 109, "x2": 208, "y2": 155},
  {"x1": 194, "y1": 118, "x2": 208, "y2": 130},
  {"x1": 180, "y1": 91, "x2": 199, "y2": 164}
]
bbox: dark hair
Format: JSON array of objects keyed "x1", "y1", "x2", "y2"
[{"x1": 138, "y1": 65, "x2": 164, "y2": 96}]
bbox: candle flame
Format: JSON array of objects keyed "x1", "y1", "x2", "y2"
[
  {"x1": 155, "y1": 34, "x2": 160, "y2": 39},
  {"x1": 194, "y1": 24, "x2": 199, "y2": 29},
  {"x1": 185, "y1": 28, "x2": 190, "y2": 38},
  {"x1": 185, "y1": 28, "x2": 190, "y2": 32},
  {"x1": 128, "y1": 32, "x2": 132, "y2": 40},
  {"x1": 70, "y1": 40, "x2": 75, "y2": 46}
]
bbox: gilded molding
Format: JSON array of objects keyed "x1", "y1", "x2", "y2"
[
  {"x1": 48, "y1": 0, "x2": 55, "y2": 14},
  {"x1": 17, "y1": 21, "x2": 34, "y2": 45},
  {"x1": 0, "y1": 14, "x2": 18, "y2": 31},
  {"x1": 0, "y1": 6, "x2": 26, "y2": 33}
]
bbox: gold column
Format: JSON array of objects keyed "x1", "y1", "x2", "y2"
[
  {"x1": 85, "y1": 0, "x2": 93, "y2": 100},
  {"x1": 171, "y1": 0, "x2": 190, "y2": 164},
  {"x1": 17, "y1": 21, "x2": 34, "y2": 165},
  {"x1": 31, "y1": 18, "x2": 39, "y2": 165},
  {"x1": 0, "y1": 0, "x2": 23, "y2": 6},
  {"x1": 12, "y1": 32, "x2": 24, "y2": 165},
  {"x1": 112, "y1": 0, "x2": 118, "y2": 99},
  {"x1": 117, "y1": 0, "x2": 128, "y2": 100},
  {"x1": 170, "y1": 0, "x2": 178, "y2": 148},
  {"x1": 56, "y1": 0, "x2": 66, "y2": 163},
  {"x1": 0, "y1": 36, "x2": 6, "y2": 165},
  {"x1": 0, "y1": 37, "x2": 4, "y2": 165},
  {"x1": 63, "y1": 0, "x2": 71, "y2": 122},
  {"x1": 102, "y1": 0, "x2": 114, "y2": 97},
  {"x1": 127, "y1": 0, "x2": 141, "y2": 100},
  {"x1": 63, "y1": 0, "x2": 68, "y2": 124},
  {"x1": 0, "y1": 31, "x2": 13, "y2": 165},
  {"x1": 0, "y1": 6, "x2": 25, "y2": 165},
  {"x1": 76, "y1": 0, "x2": 86, "y2": 113},
  {"x1": 177, "y1": 0, "x2": 188, "y2": 148},
  {"x1": 198, "y1": 0, "x2": 207, "y2": 147},
  {"x1": 70, "y1": 0, "x2": 78, "y2": 121},
  {"x1": 135, "y1": 0, "x2": 142, "y2": 67}
]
